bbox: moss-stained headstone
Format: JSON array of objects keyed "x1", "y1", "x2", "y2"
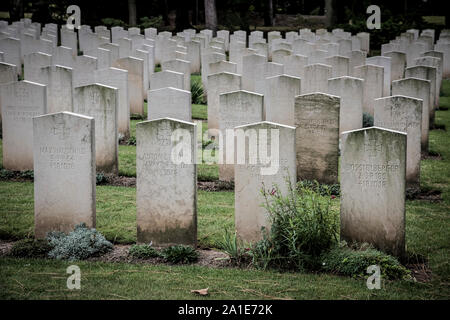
[
  {"x1": 33, "y1": 112, "x2": 95, "y2": 238},
  {"x1": 340, "y1": 127, "x2": 406, "y2": 258},
  {"x1": 136, "y1": 118, "x2": 197, "y2": 247}
]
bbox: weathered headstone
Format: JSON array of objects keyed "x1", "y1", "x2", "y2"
[
  {"x1": 150, "y1": 70, "x2": 184, "y2": 91},
  {"x1": 374, "y1": 95, "x2": 422, "y2": 187},
  {"x1": 73, "y1": 84, "x2": 119, "y2": 174},
  {"x1": 38, "y1": 65, "x2": 73, "y2": 113},
  {"x1": 264, "y1": 75, "x2": 301, "y2": 126},
  {"x1": 136, "y1": 118, "x2": 197, "y2": 246},
  {"x1": 392, "y1": 78, "x2": 430, "y2": 152},
  {"x1": 294, "y1": 93, "x2": 340, "y2": 184},
  {"x1": 147, "y1": 87, "x2": 191, "y2": 122},
  {"x1": 218, "y1": 90, "x2": 264, "y2": 181},
  {"x1": 302, "y1": 63, "x2": 332, "y2": 94},
  {"x1": 353, "y1": 64, "x2": 384, "y2": 116},
  {"x1": 113, "y1": 57, "x2": 144, "y2": 115},
  {"x1": 33, "y1": 112, "x2": 96, "y2": 238},
  {"x1": 234, "y1": 121, "x2": 296, "y2": 243},
  {"x1": 207, "y1": 72, "x2": 241, "y2": 130},
  {"x1": 340, "y1": 127, "x2": 406, "y2": 258},
  {"x1": 1, "y1": 80, "x2": 46, "y2": 170},
  {"x1": 328, "y1": 76, "x2": 363, "y2": 133}
]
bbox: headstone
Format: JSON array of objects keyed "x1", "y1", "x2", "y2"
[
  {"x1": 207, "y1": 72, "x2": 241, "y2": 130},
  {"x1": 234, "y1": 121, "x2": 296, "y2": 243},
  {"x1": 147, "y1": 87, "x2": 191, "y2": 122},
  {"x1": 302, "y1": 64, "x2": 332, "y2": 94},
  {"x1": 383, "y1": 51, "x2": 406, "y2": 82},
  {"x1": 136, "y1": 118, "x2": 197, "y2": 246},
  {"x1": 405, "y1": 65, "x2": 437, "y2": 123},
  {"x1": 113, "y1": 57, "x2": 144, "y2": 115},
  {"x1": 0, "y1": 62, "x2": 17, "y2": 123},
  {"x1": 340, "y1": 127, "x2": 406, "y2": 257},
  {"x1": 328, "y1": 76, "x2": 363, "y2": 133},
  {"x1": 264, "y1": 75, "x2": 301, "y2": 126},
  {"x1": 24, "y1": 52, "x2": 52, "y2": 83},
  {"x1": 94, "y1": 67, "x2": 130, "y2": 138},
  {"x1": 33, "y1": 112, "x2": 95, "y2": 238},
  {"x1": 366, "y1": 56, "x2": 392, "y2": 96},
  {"x1": 374, "y1": 96, "x2": 422, "y2": 187},
  {"x1": 1, "y1": 80, "x2": 46, "y2": 170},
  {"x1": 218, "y1": 90, "x2": 264, "y2": 181},
  {"x1": 326, "y1": 55, "x2": 350, "y2": 77},
  {"x1": 38, "y1": 65, "x2": 73, "y2": 113},
  {"x1": 353, "y1": 64, "x2": 384, "y2": 116},
  {"x1": 73, "y1": 84, "x2": 119, "y2": 174},
  {"x1": 150, "y1": 70, "x2": 184, "y2": 91},
  {"x1": 294, "y1": 93, "x2": 340, "y2": 184},
  {"x1": 392, "y1": 78, "x2": 430, "y2": 152},
  {"x1": 161, "y1": 59, "x2": 191, "y2": 93}
]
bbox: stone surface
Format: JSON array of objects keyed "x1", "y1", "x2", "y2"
[
  {"x1": 405, "y1": 65, "x2": 437, "y2": 123},
  {"x1": 234, "y1": 121, "x2": 296, "y2": 243},
  {"x1": 218, "y1": 90, "x2": 264, "y2": 181},
  {"x1": 374, "y1": 95, "x2": 422, "y2": 187},
  {"x1": 294, "y1": 93, "x2": 340, "y2": 184},
  {"x1": 328, "y1": 76, "x2": 363, "y2": 133},
  {"x1": 73, "y1": 84, "x2": 118, "y2": 174},
  {"x1": 136, "y1": 118, "x2": 197, "y2": 246},
  {"x1": 150, "y1": 70, "x2": 184, "y2": 91},
  {"x1": 264, "y1": 75, "x2": 301, "y2": 126},
  {"x1": 38, "y1": 65, "x2": 73, "y2": 113},
  {"x1": 207, "y1": 72, "x2": 241, "y2": 130},
  {"x1": 161, "y1": 59, "x2": 191, "y2": 93},
  {"x1": 302, "y1": 63, "x2": 332, "y2": 94},
  {"x1": 366, "y1": 56, "x2": 392, "y2": 96},
  {"x1": 1, "y1": 80, "x2": 46, "y2": 170},
  {"x1": 392, "y1": 78, "x2": 430, "y2": 152},
  {"x1": 94, "y1": 67, "x2": 130, "y2": 138},
  {"x1": 353, "y1": 64, "x2": 384, "y2": 116},
  {"x1": 147, "y1": 87, "x2": 191, "y2": 122},
  {"x1": 33, "y1": 112, "x2": 96, "y2": 238},
  {"x1": 340, "y1": 127, "x2": 406, "y2": 258},
  {"x1": 113, "y1": 57, "x2": 144, "y2": 115}
]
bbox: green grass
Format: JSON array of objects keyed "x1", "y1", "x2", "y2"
[
  {"x1": 422, "y1": 16, "x2": 445, "y2": 25},
  {"x1": 192, "y1": 103, "x2": 207, "y2": 120},
  {"x1": 0, "y1": 257, "x2": 447, "y2": 300},
  {"x1": 0, "y1": 181, "x2": 232, "y2": 246},
  {"x1": 1, "y1": 81, "x2": 450, "y2": 299}
]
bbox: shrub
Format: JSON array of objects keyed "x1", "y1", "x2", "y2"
[
  {"x1": 161, "y1": 245, "x2": 198, "y2": 264},
  {"x1": 363, "y1": 112, "x2": 374, "y2": 128},
  {"x1": 8, "y1": 239, "x2": 52, "y2": 259},
  {"x1": 298, "y1": 180, "x2": 340, "y2": 196},
  {"x1": 19, "y1": 170, "x2": 34, "y2": 180},
  {"x1": 127, "y1": 136, "x2": 136, "y2": 146},
  {"x1": 252, "y1": 179, "x2": 338, "y2": 271},
  {"x1": 128, "y1": 244, "x2": 161, "y2": 259},
  {"x1": 46, "y1": 223, "x2": 113, "y2": 261},
  {"x1": 320, "y1": 242, "x2": 411, "y2": 280},
  {"x1": 130, "y1": 113, "x2": 145, "y2": 120},
  {"x1": 96, "y1": 173, "x2": 108, "y2": 185},
  {"x1": 101, "y1": 18, "x2": 127, "y2": 28},
  {"x1": 0, "y1": 169, "x2": 14, "y2": 179},
  {"x1": 217, "y1": 229, "x2": 249, "y2": 265},
  {"x1": 191, "y1": 78, "x2": 204, "y2": 104},
  {"x1": 138, "y1": 16, "x2": 163, "y2": 29}
]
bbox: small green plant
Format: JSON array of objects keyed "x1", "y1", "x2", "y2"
[
  {"x1": 161, "y1": 245, "x2": 198, "y2": 264},
  {"x1": 298, "y1": 180, "x2": 340, "y2": 196},
  {"x1": 0, "y1": 169, "x2": 14, "y2": 179},
  {"x1": 363, "y1": 112, "x2": 374, "y2": 128},
  {"x1": 251, "y1": 179, "x2": 338, "y2": 271},
  {"x1": 217, "y1": 229, "x2": 249, "y2": 265},
  {"x1": 191, "y1": 78, "x2": 204, "y2": 104},
  {"x1": 320, "y1": 242, "x2": 411, "y2": 280},
  {"x1": 101, "y1": 18, "x2": 127, "y2": 28},
  {"x1": 128, "y1": 244, "x2": 161, "y2": 259},
  {"x1": 130, "y1": 113, "x2": 145, "y2": 120},
  {"x1": 96, "y1": 173, "x2": 108, "y2": 185},
  {"x1": 46, "y1": 223, "x2": 113, "y2": 261},
  {"x1": 127, "y1": 136, "x2": 137, "y2": 146},
  {"x1": 138, "y1": 16, "x2": 163, "y2": 29},
  {"x1": 8, "y1": 239, "x2": 52, "y2": 259}
]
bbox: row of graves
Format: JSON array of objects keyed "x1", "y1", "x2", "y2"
[{"x1": 1, "y1": 17, "x2": 449, "y2": 259}]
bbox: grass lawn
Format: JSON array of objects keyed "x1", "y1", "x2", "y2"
[{"x1": 1, "y1": 81, "x2": 450, "y2": 299}]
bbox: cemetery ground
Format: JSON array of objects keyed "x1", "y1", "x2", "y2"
[{"x1": 0, "y1": 80, "x2": 449, "y2": 300}]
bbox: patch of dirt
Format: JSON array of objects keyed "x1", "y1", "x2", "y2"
[
  {"x1": 0, "y1": 240, "x2": 14, "y2": 256},
  {"x1": 431, "y1": 123, "x2": 446, "y2": 131},
  {"x1": 198, "y1": 180, "x2": 234, "y2": 191},
  {"x1": 99, "y1": 174, "x2": 136, "y2": 187},
  {"x1": 406, "y1": 187, "x2": 442, "y2": 201},
  {"x1": 407, "y1": 263, "x2": 432, "y2": 283},
  {"x1": 422, "y1": 151, "x2": 443, "y2": 161}
]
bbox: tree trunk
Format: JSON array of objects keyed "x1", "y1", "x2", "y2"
[
  {"x1": 9, "y1": 0, "x2": 24, "y2": 22},
  {"x1": 264, "y1": 0, "x2": 274, "y2": 26},
  {"x1": 324, "y1": 0, "x2": 335, "y2": 28},
  {"x1": 204, "y1": 0, "x2": 217, "y2": 32},
  {"x1": 176, "y1": 1, "x2": 191, "y2": 32},
  {"x1": 128, "y1": 0, "x2": 137, "y2": 27}
]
